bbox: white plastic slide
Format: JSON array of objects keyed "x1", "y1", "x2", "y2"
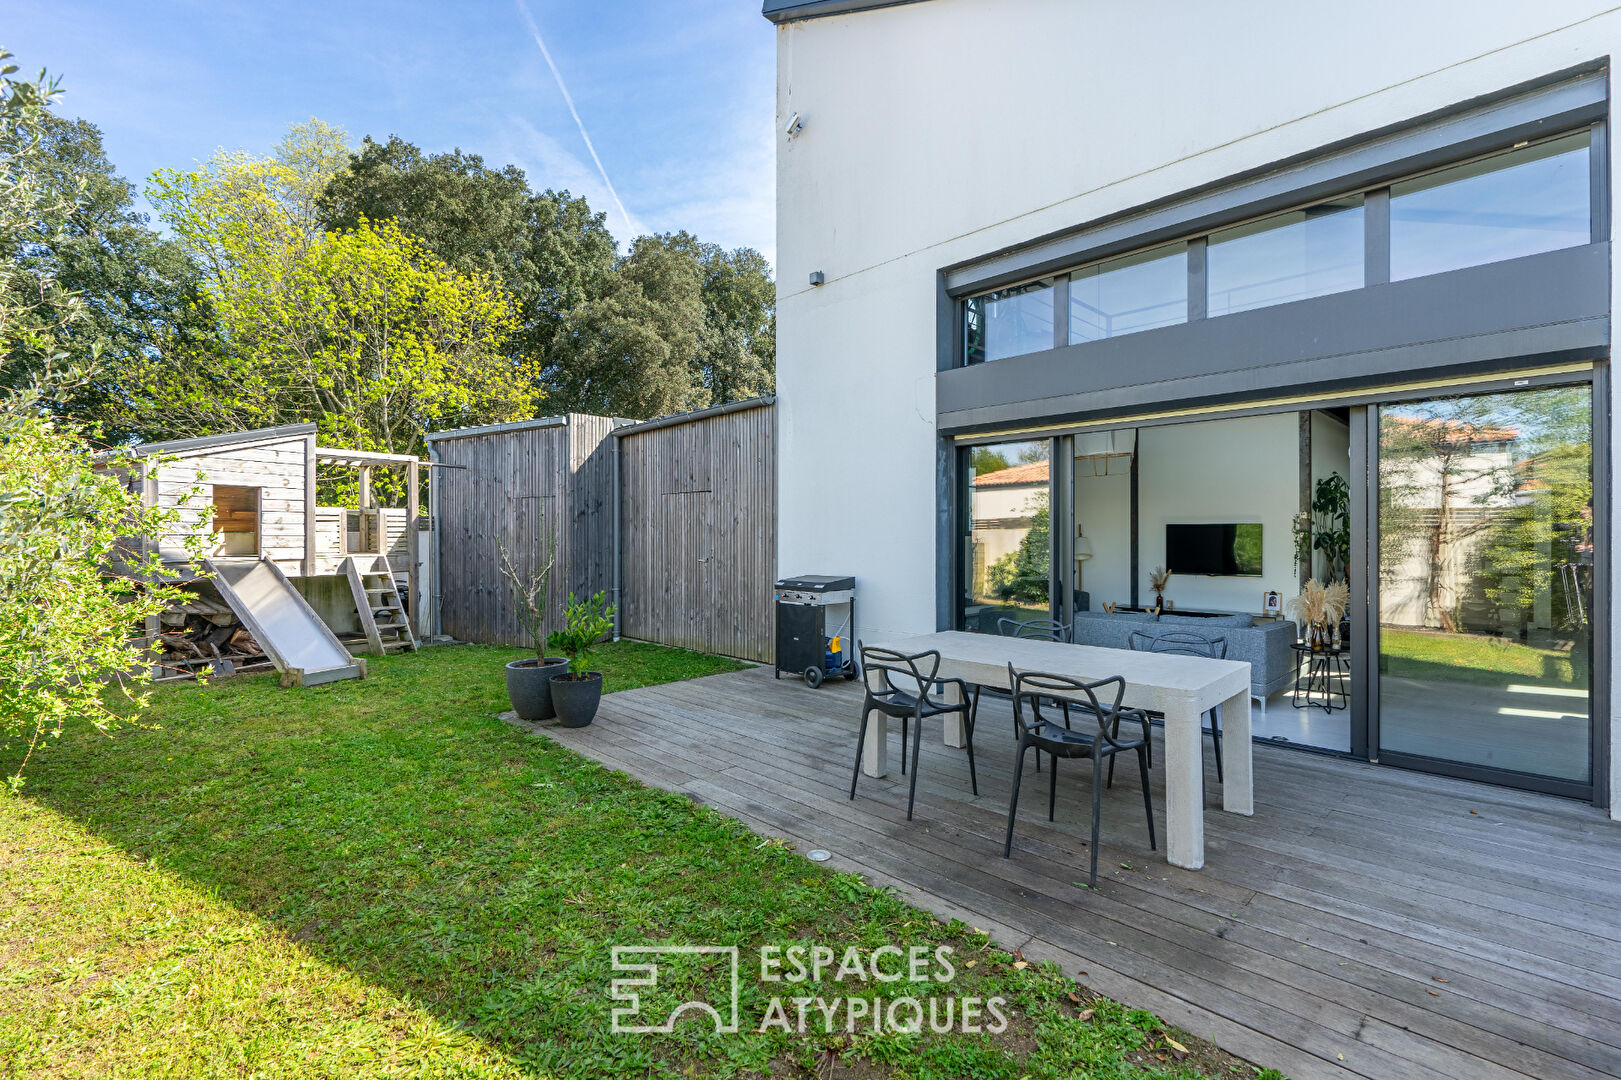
[{"x1": 206, "y1": 558, "x2": 365, "y2": 686}]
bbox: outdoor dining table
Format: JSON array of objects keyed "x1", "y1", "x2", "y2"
[{"x1": 864, "y1": 630, "x2": 1252, "y2": 870}]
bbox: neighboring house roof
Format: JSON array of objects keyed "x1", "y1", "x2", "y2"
[
  {"x1": 973, "y1": 460, "x2": 1049, "y2": 488},
  {"x1": 762, "y1": 0, "x2": 933, "y2": 23},
  {"x1": 1383, "y1": 416, "x2": 1518, "y2": 446},
  {"x1": 114, "y1": 423, "x2": 318, "y2": 460}
]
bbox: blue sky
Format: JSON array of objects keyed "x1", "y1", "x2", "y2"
[{"x1": 7, "y1": 0, "x2": 778, "y2": 262}]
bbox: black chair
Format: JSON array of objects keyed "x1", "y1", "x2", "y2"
[
  {"x1": 1125, "y1": 629, "x2": 1225, "y2": 783},
  {"x1": 850, "y1": 642, "x2": 980, "y2": 820},
  {"x1": 996, "y1": 617, "x2": 1072, "y2": 643},
  {"x1": 995, "y1": 616, "x2": 1077, "y2": 769},
  {"x1": 1003, "y1": 664, "x2": 1156, "y2": 887}
]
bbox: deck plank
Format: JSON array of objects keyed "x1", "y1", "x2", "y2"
[{"x1": 531, "y1": 665, "x2": 1621, "y2": 1080}]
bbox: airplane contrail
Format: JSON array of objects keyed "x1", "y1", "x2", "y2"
[{"x1": 514, "y1": 0, "x2": 633, "y2": 234}]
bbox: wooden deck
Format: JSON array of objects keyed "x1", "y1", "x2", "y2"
[{"x1": 542, "y1": 665, "x2": 1621, "y2": 1080}]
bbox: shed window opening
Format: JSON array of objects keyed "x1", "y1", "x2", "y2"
[{"x1": 211, "y1": 485, "x2": 260, "y2": 557}]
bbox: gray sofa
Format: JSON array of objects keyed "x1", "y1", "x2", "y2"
[{"x1": 1070, "y1": 610, "x2": 1296, "y2": 709}]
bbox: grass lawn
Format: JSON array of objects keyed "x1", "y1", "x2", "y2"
[
  {"x1": 1379, "y1": 627, "x2": 1584, "y2": 689},
  {"x1": 1, "y1": 642, "x2": 1272, "y2": 1080}
]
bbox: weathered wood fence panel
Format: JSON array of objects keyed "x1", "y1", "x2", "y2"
[
  {"x1": 617, "y1": 399, "x2": 776, "y2": 662},
  {"x1": 430, "y1": 416, "x2": 614, "y2": 648}
]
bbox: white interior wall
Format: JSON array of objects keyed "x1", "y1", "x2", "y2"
[
  {"x1": 1135, "y1": 415, "x2": 1300, "y2": 614},
  {"x1": 1073, "y1": 460, "x2": 1130, "y2": 608}
]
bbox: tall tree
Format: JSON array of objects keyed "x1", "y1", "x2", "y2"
[
  {"x1": 543, "y1": 233, "x2": 705, "y2": 418},
  {"x1": 542, "y1": 232, "x2": 775, "y2": 417},
  {"x1": 0, "y1": 49, "x2": 204, "y2": 787},
  {"x1": 133, "y1": 124, "x2": 535, "y2": 459},
  {"x1": 1, "y1": 112, "x2": 213, "y2": 434},
  {"x1": 316, "y1": 135, "x2": 617, "y2": 363}
]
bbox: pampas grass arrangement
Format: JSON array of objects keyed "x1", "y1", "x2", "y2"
[{"x1": 1287, "y1": 578, "x2": 1348, "y2": 646}]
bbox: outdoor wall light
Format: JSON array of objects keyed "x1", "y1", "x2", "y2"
[
  {"x1": 809, "y1": 270, "x2": 825, "y2": 286},
  {"x1": 784, "y1": 112, "x2": 803, "y2": 137}
]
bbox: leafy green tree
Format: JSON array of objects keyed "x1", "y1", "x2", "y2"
[
  {"x1": 987, "y1": 495, "x2": 1051, "y2": 604},
  {"x1": 1, "y1": 112, "x2": 214, "y2": 434},
  {"x1": 543, "y1": 232, "x2": 707, "y2": 417},
  {"x1": 123, "y1": 215, "x2": 532, "y2": 460},
  {"x1": 317, "y1": 140, "x2": 775, "y2": 417},
  {"x1": 315, "y1": 135, "x2": 617, "y2": 366},
  {"x1": 971, "y1": 447, "x2": 1011, "y2": 475},
  {"x1": 0, "y1": 49, "x2": 205, "y2": 788}
]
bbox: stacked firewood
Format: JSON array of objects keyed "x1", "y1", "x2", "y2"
[{"x1": 150, "y1": 594, "x2": 265, "y2": 678}]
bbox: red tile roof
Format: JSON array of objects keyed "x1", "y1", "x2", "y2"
[{"x1": 973, "y1": 460, "x2": 1050, "y2": 487}]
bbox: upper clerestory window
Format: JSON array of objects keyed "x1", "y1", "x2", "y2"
[
  {"x1": 1069, "y1": 242, "x2": 1187, "y2": 344},
  {"x1": 964, "y1": 278, "x2": 1055, "y2": 364},
  {"x1": 1390, "y1": 131, "x2": 1591, "y2": 281},
  {"x1": 1207, "y1": 195, "x2": 1365, "y2": 317}
]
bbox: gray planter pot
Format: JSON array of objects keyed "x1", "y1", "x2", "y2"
[
  {"x1": 550, "y1": 672, "x2": 603, "y2": 727},
  {"x1": 506, "y1": 657, "x2": 569, "y2": 721}
]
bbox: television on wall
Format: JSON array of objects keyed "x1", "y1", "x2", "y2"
[{"x1": 1166, "y1": 523, "x2": 1263, "y2": 577}]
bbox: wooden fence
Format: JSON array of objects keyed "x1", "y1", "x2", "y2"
[
  {"x1": 428, "y1": 415, "x2": 616, "y2": 647},
  {"x1": 616, "y1": 399, "x2": 776, "y2": 662},
  {"x1": 427, "y1": 400, "x2": 775, "y2": 662}
]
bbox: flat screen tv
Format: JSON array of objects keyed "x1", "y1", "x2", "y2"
[{"x1": 1166, "y1": 523, "x2": 1263, "y2": 577}]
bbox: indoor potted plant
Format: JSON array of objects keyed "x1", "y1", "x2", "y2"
[
  {"x1": 499, "y1": 533, "x2": 569, "y2": 722},
  {"x1": 546, "y1": 591, "x2": 616, "y2": 727}
]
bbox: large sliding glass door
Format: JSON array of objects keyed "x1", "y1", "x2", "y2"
[{"x1": 1375, "y1": 386, "x2": 1594, "y2": 795}]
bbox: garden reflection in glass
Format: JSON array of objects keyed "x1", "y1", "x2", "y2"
[
  {"x1": 964, "y1": 279, "x2": 1054, "y2": 364},
  {"x1": 1068, "y1": 242, "x2": 1187, "y2": 343},
  {"x1": 1390, "y1": 132, "x2": 1590, "y2": 281},
  {"x1": 1207, "y1": 195, "x2": 1364, "y2": 316},
  {"x1": 961, "y1": 440, "x2": 1052, "y2": 634},
  {"x1": 1376, "y1": 386, "x2": 1593, "y2": 786}
]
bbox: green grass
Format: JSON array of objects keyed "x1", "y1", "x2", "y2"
[
  {"x1": 1379, "y1": 627, "x2": 1584, "y2": 689},
  {"x1": 1, "y1": 642, "x2": 1264, "y2": 1080}
]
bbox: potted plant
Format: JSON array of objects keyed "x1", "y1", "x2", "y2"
[
  {"x1": 499, "y1": 532, "x2": 569, "y2": 722},
  {"x1": 546, "y1": 591, "x2": 616, "y2": 727}
]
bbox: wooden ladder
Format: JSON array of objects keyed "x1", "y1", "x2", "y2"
[{"x1": 344, "y1": 554, "x2": 418, "y2": 656}]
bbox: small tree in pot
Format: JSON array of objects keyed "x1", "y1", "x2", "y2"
[
  {"x1": 546, "y1": 591, "x2": 616, "y2": 727},
  {"x1": 499, "y1": 526, "x2": 568, "y2": 722}
]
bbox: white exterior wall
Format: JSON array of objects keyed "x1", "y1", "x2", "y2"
[{"x1": 774, "y1": 0, "x2": 1621, "y2": 814}]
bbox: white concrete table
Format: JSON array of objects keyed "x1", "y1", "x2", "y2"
[{"x1": 864, "y1": 631, "x2": 1252, "y2": 870}]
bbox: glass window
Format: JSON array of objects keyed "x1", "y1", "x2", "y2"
[
  {"x1": 962, "y1": 440, "x2": 1052, "y2": 632},
  {"x1": 1377, "y1": 386, "x2": 1593, "y2": 788},
  {"x1": 964, "y1": 279, "x2": 1054, "y2": 364},
  {"x1": 1208, "y1": 195, "x2": 1364, "y2": 316},
  {"x1": 1069, "y1": 243, "x2": 1187, "y2": 343},
  {"x1": 1390, "y1": 132, "x2": 1591, "y2": 281}
]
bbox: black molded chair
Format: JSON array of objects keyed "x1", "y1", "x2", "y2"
[
  {"x1": 996, "y1": 616, "x2": 1072, "y2": 643},
  {"x1": 1125, "y1": 629, "x2": 1225, "y2": 783},
  {"x1": 850, "y1": 642, "x2": 980, "y2": 820},
  {"x1": 1003, "y1": 664, "x2": 1156, "y2": 887},
  {"x1": 996, "y1": 616, "x2": 1074, "y2": 770}
]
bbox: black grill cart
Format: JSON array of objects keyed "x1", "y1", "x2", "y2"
[{"x1": 773, "y1": 575, "x2": 857, "y2": 687}]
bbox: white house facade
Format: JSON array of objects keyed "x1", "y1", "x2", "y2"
[{"x1": 766, "y1": 0, "x2": 1620, "y2": 815}]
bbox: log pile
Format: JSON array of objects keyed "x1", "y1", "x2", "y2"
[{"x1": 150, "y1": 593, "x2": 267, "y2": 680}]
